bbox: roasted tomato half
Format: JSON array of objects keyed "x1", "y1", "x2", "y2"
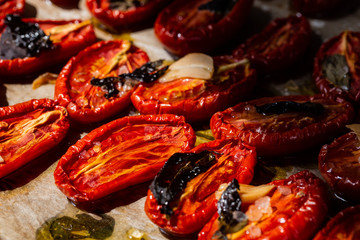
[
  {"x1": 292, "y1": 0, "x2": 342, "y2": 17},
  {"x1": 55, "y1": 40, "x2": 149, "y2": 124},
  {"x1": 318, "y1": 126, "x2": 360, "y2": 202},
  {"x1": 54, "y1": 114, "x2": 195, "y2": 202},
  {"x1": 0, "y1": 99, "x2": 69, "y2": 179},
  {"x1": 0, "y1": 0, "x2": 25, "y2": 19},
  {"x1": 154, "y1": 0, "x2": 254, "y2": 56},
  {"x1": 0, "y1": 15, "x2": 96, "y2": 76},
  {"x1": 50, "y1": 0, "x2": 80, "y2": 8},
  {"x1": 131, "y1": 54, "x2": 256, "y2": 123},
  {"x1": 86, "y1": 0, "x2": 171, "y2": 31},
  {"x1": 314, "y1": 205, "x2": 360, "y2": 240},
  {"x1": 145, "y1": 138, "x2": 256, "y2": 235},
  {"x1": 314, "y1": 31, "x2": 360, "y2": 104},
  {"x1": 198, "y1": 170, "x2": 328, "y2": 240},
  {"x1": 232, "y1": 14, "x2": 311, "y2": 74},
  {"x1": 210, "y1": 95, "x2": 354, "y2": 156}
]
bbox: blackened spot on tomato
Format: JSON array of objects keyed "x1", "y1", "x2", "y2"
[
  {"x1": 90, "y1": 77, "x2": 120, "y2": 98},
  {"x1": 255, "y1": 101, "x2": 325, "y2": 116},
  {"x1": 198, "y1": 0, "x2": 238, "y2": 17},
  {"x1": 149, "y1": 150, "x2": 217, "y2": 216},
  {"x1": 0, "y1": 14, "x2": 54, "y2": 60},
  {"x1": 322, "y1": 54, "x2": 351, "y2": 91}
]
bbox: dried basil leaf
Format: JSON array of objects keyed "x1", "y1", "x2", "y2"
[
  {"x1": 255, "y1": 101, "x2": 325, "y2": 116},
  {"x1": 322, "y1": 54, "x2": 351, "y2": 91},
  {"x1": 149, "y1": 150, "x2": 217, "y2": 216},
  {"x1": 198, "y1": 0, "x2": 238, "y2": 17}
]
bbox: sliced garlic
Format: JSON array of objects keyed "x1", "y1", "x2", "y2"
[
  {"x1": 238, "y1": 184, "x2": 275, "y2": 205},
  {"x1": 158, "y1": 53, "x2": 214, "y2": 83},
  {"x1": 0, "y1": 156, "x2": 4, "y2": 163},
  {"x1": 346, "y1": 124, "x2": 360, "y2": 139}
]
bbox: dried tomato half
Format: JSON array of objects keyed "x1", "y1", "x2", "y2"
[
  {"x1": 232, "y1": 15, "x2": 311, "y2": 74},
  {"x1": 54, "y1": 114, "x2": 196, "y2": 203},
  {"x1": 145, "y1": 138, "x2": 256, "y2": 235},
  {"x1": 313, "y1": 205, "x2": 360, "y2": 240},
  {"x1": 0, "y1": 0, "x2": 25, "y2": 19},
  {"x1": 314, "y1": 31, "x2": 360, "y2": 104},
  {"x1": 318, "y1": 128, "x2": 360, "y2": 202},
  {"x1": 0, "y1": 99, "x2": 69, "y2": 179},
  {"x1": 86, "y1": 0, "x2": 171, "y2": 31},
  {"x1": 292, "y1": 0, "x2": 342, "y2": 17},
  {"x1": 131, "y1": 55, "x2": 256, "y2": 123},
  {"x1": 154, "y1": 0, "x2": 254, "y2": 56},
  {"x1": 0, "y1": 16, "x2": 96, "y2": 76},
  {"x1": 198, "y1": 170, "x2": 328, "y2": 240},
  {"x1": 210, "y1": 95, "x2": 354, "y2": 156},
  {"x1": 55, "y1": 40, "x2": 150, "y2": 124}
]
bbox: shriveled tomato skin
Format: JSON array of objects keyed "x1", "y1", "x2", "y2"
[
  {"x1": 0, "y1": 99, "x2": 69, "y2": 179},
  {"x1": 0, "y1": 0, "x2": 25, "y2": 19},
  {"x1": 0, "y1": 19, "x2": 96, "y2": 76},
  {"x1": 318, "y1": 132, "x2": 360, "y2": 202},
  {"x1": 232, "y1": 15, "x2": 311, "y2": 74},
  {"x1": 86, "y1": 0, "x2": 171, "y2": 31},
  {"x1": 145, "y1": 138, "x2": 256, "y2": 235},
  {"x1": 210, "y1": 95, "x2": 354, "y2": 156},
  {"x1": 313, "y1": 205, "x2": 360, "y2": 240},
  {"x1": 131, "y1": 56, "x2": 256, "y2": 123},
  {"x1": 154, "y1": 0, "x2": 254, "y2": 56},
  {"x1": 292, "y1": 0, "x2": 342, "y2": 17},
  {"x1": 199, "y1": 170, "x2": 328, "y2": 240},
  {"x1": 55, "y1": 40, "x2": 149, "y2": 124},
  {"x1": 54, "y1": 114, "x2": 196, "y2": 202}
]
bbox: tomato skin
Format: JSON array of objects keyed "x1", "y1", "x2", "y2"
[
  {"x1": 86, "y1": 0, "x2": 171, "y2": 31},
  {"x1": 292, "y1": 0, "x2": 341, "y2": 17},
  {"x1": 313, "y1": 205, "x2": 360, "y2": 240},
  {"x1": 154, "y1": 0, "x2": 254, "y2": 56},
  {"x1": 54, "y1": 114, "x2": 196, "y2": 203},
  {"x1": 210, "y1": 95, "x2": 354, "y2": 156},
  {"x1": 0, "y1": 0, "x2": 25, "y2": 19},
  {"x1": 0, "y1": 99, "x2": 69, "y2": 179},
  {"x1": 232, "y1": 15, "x2": 311, "y2": 74},
  {"x1": 0, "y1": 18, "x2": 96, "y2": 76},
  {"x1": 55, "y1": 40, "x2": 150, "y2": 124},
  {"x1": 50, "y1": 0, "x2": 80, "y2": 8},
  {"x1": 318, "y1": 132, "x2": 360, "y2": 202},
  {"x1": 131, "y1": 55, "x2": 256, "y2": 123},
  {"x1": 199, "y1": 170, "x2": 328, "y2": 240},
  {"x1": 145, "y1": 138, "x2": 256, "y2": 235}
]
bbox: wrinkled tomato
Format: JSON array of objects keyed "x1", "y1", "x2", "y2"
[
  {"x1": 318, "y1": 129, "x2": 360, "y2": 202},
  {"x1": 154, "y1": 0, "x2": 254, "y2": 56},
  {"x1": 198, "y1": 170, "x2": 328, "y2": 240},
  {"x1": 86, "y1": 0, "x2": 171, "y2": 31},
  {"x1": 54, "y1": 114, "x2": 196, "y2": 203},
  {"x1": 210, "y1": 95, "x2": 354, "y2": 156},
  {"x1": 145, "y1": 138, "x2": 256, "y2": 235},
  {"x1": 55, "y1": 40, "x2": 150, "y2": 124},
  {"x1": 232, "y1": 14, "x2": 311, "y2": 74},
  {"x1": 131, "y1": 55, "x2": 256, "y2": 123},
  {"x1": 313, "y1": 205, "x2": 360, "y2": 240},
  {"x1": 50, "y1": 0, "x2": 80, "y2": 8},
  {"x1": 0, "y1": 99, "x2": 69, "y2": 179},
  {"x1": 0, "y1": 0, "x2": 24, "y2": 19},
  {"x1": 292, "y1": 0, "x2": 342, "y2": 17},
  {"x1": 314, "y1": 31, "x2": 360, "y2": 104}
]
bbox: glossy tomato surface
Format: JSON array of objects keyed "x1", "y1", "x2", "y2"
[
  {"x1": 0, "y1": 99, "x2": 69, "y2": 179},
  {"x1": 318, "y1": 131, "x2": 360, "y2": 202},
  {"x1": 154, "y1": 0, "x2": 254, "y2": 56},
  {"x1": 199, "y1": 170, "x2": 328, "y2": 240},
  {"x1": 55, "y1": 40, "x2": 149, "y2": 124},
  {"x1": 210, "y1": 95, "x2": 354, "y2": 156},
  {"x1": 0, "y1": 0, "x2": 25, "y2": 19},
  {"x1": 0, "y1": 18, "x2": 96, "y2": 76},
  {"x1": 54, "y1": 114, "x2": 196, "y2": 202},
  {"x1": 131, "y1": 55, "x2": 256, "y2": 123},
  {"x1": 292, "y1": 0, "x2": 342, "y2": 17},
  {"x1": 232, "y1": 15, "x2": 311, "y2": 74},
  {"x1": 145, "y1": 138, "x2": 256, "y2": 235}
]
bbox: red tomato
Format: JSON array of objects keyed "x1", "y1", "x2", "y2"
[
  {"x1": 54, "y1": 114, "x2": 196, "y2": 203},
  {"x1": 210, "y1": 95, "x2": 354, "y2": 156},
  {"x1": 232, "y1": 15, "x2": 311, "y2": 74},
  {"x1": 55, "y1": 40, "x2": 150, "y2": 124},
  {"x1": 145, "y1": 138, "x2": 256, "y2": 235},
  {"x1": 131, "y1": 55, "x2": 256, "y2": 123},
  {"x1": 318, "y1": 131, "x2": 360, "y2": 202},
  {"x1": 292, "y1": 0, "x2": 342, "y2": 17},
  {"x1": 154, "y1": 0, "x2": 254, "y2": 56},
  {"x1": 313, "y1": 205, "x2": 360, "y2": 240},
  {"x1": 0, "y1": 99, "x2": 69, "y2": 179},
  {"x1": 86, "y1": 0, "x2": 171, "y2": 31},
  {"x1": 0, "y1": 17, "x2": 96, "y2": 76},
  {"x1": 50, "y1": 0, "x2": 80, "y2": 8},
  {"x1": 314, "y1": 31, "x2": 360, "y2": 104},
  {"x1": 0, "y1": 0, "x2": 24, "y2": 19},
  {"x1": 198, "y1": 170, "x2": 328, "y2": 240}
]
